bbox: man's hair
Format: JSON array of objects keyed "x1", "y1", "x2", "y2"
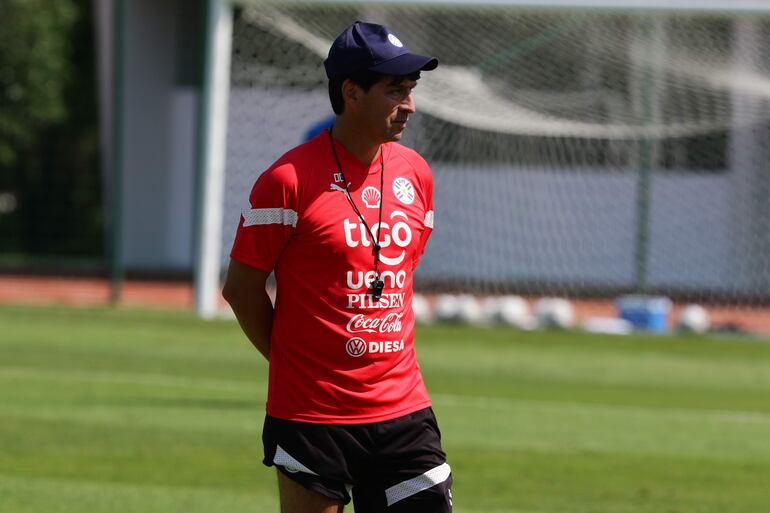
[{"x1": 329, "y1": 70, "x2": 421, "y2": 115}]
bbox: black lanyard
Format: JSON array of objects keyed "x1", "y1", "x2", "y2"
[{"x1": 328, "y1": 126, "x2": 386, "y2": 300}]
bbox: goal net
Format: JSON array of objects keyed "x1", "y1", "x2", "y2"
[{"x1": 221, "y1": 2, "x2": 770, "y2": 311}]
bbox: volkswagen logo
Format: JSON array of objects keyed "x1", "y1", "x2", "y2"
[{"x1": 345, "y1": 337, "x2": 367, "y2": 357}]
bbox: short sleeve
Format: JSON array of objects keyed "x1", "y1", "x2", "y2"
[{"x1": 230, "y1": 163, "x2": 299, "y2": 272}]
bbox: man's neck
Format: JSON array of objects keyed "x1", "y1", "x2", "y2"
[{"x1": 331, "y1": 116, "x2": 381, "y2": 165}]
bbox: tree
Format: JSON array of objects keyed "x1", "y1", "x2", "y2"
[
  {"x1": 0, "y1": 0, "x2": 102, "y2": 263},
  {"x1": 0, "y1": 0, "x2": 77, "y2": 167}
]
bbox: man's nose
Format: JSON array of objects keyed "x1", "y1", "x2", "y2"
[{"x1": 400, "y1": 93, "x2": 416, "y2": 113}]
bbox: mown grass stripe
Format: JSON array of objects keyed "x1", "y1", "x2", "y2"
[
  {"x1": 0, "y1": 365, "x2": 262, "y2": 393},
  {"x1": 0, "y1": 473, "x2": 276, "y2": 513}
]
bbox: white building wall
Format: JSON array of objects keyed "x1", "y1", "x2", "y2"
[{"x1": 120, "y1": 0, "x2": 197, "y2": 271}]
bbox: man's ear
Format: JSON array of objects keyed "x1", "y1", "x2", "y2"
[{"x1": 342, "y1": 79, "x2": 360, "y2": 110}]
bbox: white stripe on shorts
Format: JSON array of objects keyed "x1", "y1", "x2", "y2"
[
  {"x1": 273, "y1": 444, "x2": 318, "y2": 475},
  {"x1": 242, "y1": 208, "x2": 298, "y2": 228},
  {"x1": 385, "y1": 462, "x2": 451, "y2": 506}
]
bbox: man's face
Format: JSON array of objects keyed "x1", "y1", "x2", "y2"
[{"x1": 351, "y1": 75, "x2": 418, "y2": 143}]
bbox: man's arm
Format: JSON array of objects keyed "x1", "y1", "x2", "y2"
[{"x1": 222, "y1": 259, "x2": 274, "y2": 361}]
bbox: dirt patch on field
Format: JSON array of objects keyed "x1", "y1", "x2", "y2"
[{"x1": 1, "y1": 275, "x2": 768, "y2": 335}]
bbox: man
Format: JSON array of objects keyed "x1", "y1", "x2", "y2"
[{"x1": 223, "y1": 21, "x2": 450, "y2": 513}]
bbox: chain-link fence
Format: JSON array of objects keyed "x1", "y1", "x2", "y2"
[{"x1": 224, "y1": 4, "x2": 770, "y2": 306}]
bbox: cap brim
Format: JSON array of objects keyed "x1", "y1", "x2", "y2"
[{"x1": 369, "y1": 53, "x2": 438, "y2": 76}]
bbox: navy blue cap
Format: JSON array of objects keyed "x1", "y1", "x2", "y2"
[{"x1": 324, "y1": 21, "x2": 438, "y2": 79}]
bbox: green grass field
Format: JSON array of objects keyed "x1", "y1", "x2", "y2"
[{"x1": 1, "y1": 305, "x2": 769, "y2": 513}]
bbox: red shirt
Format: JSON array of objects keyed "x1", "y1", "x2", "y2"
[{"x1": 230, "y1": 130, "x2": 435, "y2": 424}]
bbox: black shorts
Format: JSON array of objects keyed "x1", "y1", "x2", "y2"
[{"x1": 262, "y1": 407, "x2": 452, "y2": 513}]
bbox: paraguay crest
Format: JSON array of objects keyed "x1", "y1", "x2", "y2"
[{"x1": 392, "y1": 176, "x2": 415, "y2": 205}]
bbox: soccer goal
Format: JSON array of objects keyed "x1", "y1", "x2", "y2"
[{"x1": 196, "y1": 0, "x2": 770, "y2": 320}]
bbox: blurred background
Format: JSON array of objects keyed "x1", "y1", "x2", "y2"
[{"x1": 1, "y1": 0, "x2": 770, "y2": 334}]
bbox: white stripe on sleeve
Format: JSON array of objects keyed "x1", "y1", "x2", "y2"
[
  {"x1": 242, "y1": 208, "x2": 298, "y2": 228},
  {"x1": 423, "y1": 210, "x2": 434, "y2": 229}
]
